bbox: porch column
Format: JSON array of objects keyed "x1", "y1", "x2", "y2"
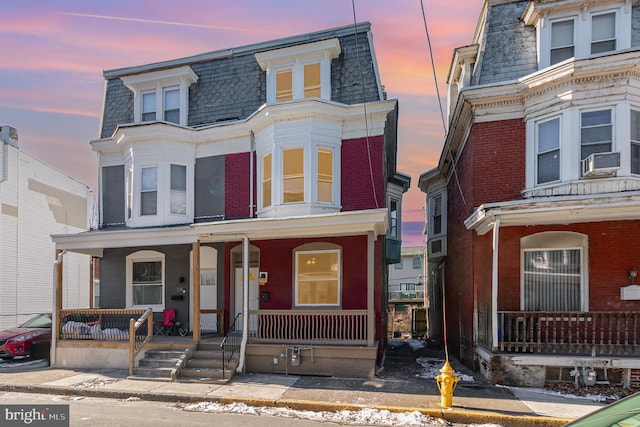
[
  {"x1": 54, "y1": 250, "x2": 64, "y2": 339},
  {"x1": 491, "y1": 218, "x2": 500, "y2": 351},
  {"x1": 367, "y1": 231, "x2": 375, "y2": 347},
  {"x1": 192, "y1": 241, "x2": 201, "y2": 343}
]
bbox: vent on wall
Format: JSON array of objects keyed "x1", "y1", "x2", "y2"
[
  {"x1": 581, "y1": 152, "x2": 620, "y2": 178},
  {"x1": 427, "y1": 236, "x2": 446, "y2": 260}
]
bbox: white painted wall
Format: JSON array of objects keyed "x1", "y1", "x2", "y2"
[{"x1": 0, "y1": 136, "x2": 91, "y2": 329}]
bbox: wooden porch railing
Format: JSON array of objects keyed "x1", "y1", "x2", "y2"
[
  {"x1": 498, "y1": 311, "x2": 640, "y2": 355},
  {"x1": 129, "y1": 308, "x2": 154, "y2": 375},
  {"x1": 248, "y1": 310, "x2": 368, "y2": 345}
]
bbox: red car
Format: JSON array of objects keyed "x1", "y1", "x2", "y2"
[{"x1": 0, "y1": 313, "x2": 52, "y2": 360}]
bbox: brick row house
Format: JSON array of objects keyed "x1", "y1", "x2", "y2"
[
  {"x1": 52, "y1": 23, "x2": 410, "y2": 378},
  {"x1": 420, "y1": 0, "x2": 640, "y2": 387}
]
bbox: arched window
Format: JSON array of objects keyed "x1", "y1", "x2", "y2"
[{"x1": 126, "y1": 250, "x2": 165, "y2": 311}]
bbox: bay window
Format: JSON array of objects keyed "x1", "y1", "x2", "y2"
[
  {"x1": 317, "y1": 148, "x2": 333, "y2": 203},
  {"x1": 262, "y1": 153, "x2": 272, "y2": 208}
]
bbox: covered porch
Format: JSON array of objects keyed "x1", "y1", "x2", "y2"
[{"x1": 51, "y1": 209, "x2": 387, "y2": 378}]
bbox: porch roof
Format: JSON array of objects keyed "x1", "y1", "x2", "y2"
[
  {"x1": 52, "y1": 208, "x2": 388, "y2": 256},
  {"x1": 465, "y1": 192, "x2": 640, "y2": 235}
]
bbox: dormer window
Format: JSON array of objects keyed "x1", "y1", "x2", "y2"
[
  {"x1": 523, "y1": 2, "x2": 630, "y2": 70},
  {"x1": 121, "y1": 66, "x2": 198, "y2": 126},
  {"x1": 255, "y1": 39, "x2": 341, "y2": 104}
]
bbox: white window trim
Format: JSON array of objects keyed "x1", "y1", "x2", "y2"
[
  {"x1": 257, "y1": 140, "x2": 341, "y2": 216},
  {"x1": 126, "y1": 155, "x2": 194, "y2": 228},
  {"x1": 126, "y1": 250, "x2": 165, "y2": 312},
  {"x1": 536, "y1": 3, "x2": 631, "y2": 70},
  {"x1": 294, "y1": 248, "x2": 342, "y2": 307},
  {"x1": 534, "y1": 115, "x2": 562, "y2": 185},
  {"x1": 520, "y1": 232, "x2": 589, "y2": 312},
  {"x1": 121, "y1": 66, "x2": 198, "y2": 126},
  {"x1": 255, "y1": 38, "x2": 341, "y2": 104},
  {"x1": 525, "y1": 103, "x2": 637, "y2": 190},
  {"x1": 428, "y1": 191, "x2": 447, "y2": 239}
]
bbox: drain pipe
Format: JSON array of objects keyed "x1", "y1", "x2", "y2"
[
  {"x1": 51, "y1": 250, "x2": 66, "y2": 366},
  {"x1": 236, "y1": 235, "x2": 249, "y2": 373},
  {"x1": 249, "y1": 131, "x2": 255, "y2": 218}
]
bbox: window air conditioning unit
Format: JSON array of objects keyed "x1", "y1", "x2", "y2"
[
  {"x1": 427, "y1": 236, "x2": 446, "y2": 260},
  {"x1": 581, "y1": 152, "x2": 620, "y2": 178}
]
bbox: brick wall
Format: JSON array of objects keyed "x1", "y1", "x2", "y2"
[
  {"x1": 224, "y1": 152, "x2": 252, "y2": 219},
  {"x1": 341, "y1": 135, "x2": 385, "y2": 211}
]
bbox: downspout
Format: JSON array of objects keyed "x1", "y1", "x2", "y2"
[
  {"x1": 236, "y1": 235, "x2": 249, "y2": 373},
  {"x1": 249, "y1": 132, "x2": 255, "y2": 218},
  {"x1": 51, "y1": 250, "x2": 66, "y2": 366},
  {"x1": 491, "y1": 218, "x2": 500, "y2": 351}
]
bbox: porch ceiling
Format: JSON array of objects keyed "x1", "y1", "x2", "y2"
[
  {"x1": 51, "y1": 208, "x2": 388, "y2": 255},
  {"x1": 466, "y1": 192, "x2": 640, "y2": 235}
]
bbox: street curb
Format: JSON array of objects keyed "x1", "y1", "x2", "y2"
[{"x1": 0, "y1": 383, "x2": 574, "y2": 427}]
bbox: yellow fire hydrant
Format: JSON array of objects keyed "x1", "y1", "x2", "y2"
[{"x1": 435, "y1": 360, "x2": 459, "y2": 408}]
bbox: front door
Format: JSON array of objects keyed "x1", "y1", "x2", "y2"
[
  {"x1": 234, "y1": 267, "x2": 259, "y2": 332},
  {"x1": 190, "y1": 246, "x2": 218, "y2": 334}
]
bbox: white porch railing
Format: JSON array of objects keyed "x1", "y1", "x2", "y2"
[{"x1": 248, "y1": 310, "x2": 368, "y2": 345}]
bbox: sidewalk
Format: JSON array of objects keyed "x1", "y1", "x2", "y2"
[{"x1": 0, "y1": 343, "x2": 605, "y2": 427}]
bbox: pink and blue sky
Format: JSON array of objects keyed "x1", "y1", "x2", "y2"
[{"x1": 0, "y1": 0, "x2": 482, "y2": 246}]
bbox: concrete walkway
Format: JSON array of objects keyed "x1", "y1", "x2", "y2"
[{"x1": 0, "y1": 358, "x2": 605, "y2": 427}]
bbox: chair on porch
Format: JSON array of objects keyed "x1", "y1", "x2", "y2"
[{"x1": 154, "y1": 309, "x2": 176, "y2": 336}]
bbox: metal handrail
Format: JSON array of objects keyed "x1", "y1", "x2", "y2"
[{"x1": 220, "y1": 313, "x2": 242, "y2": 380}]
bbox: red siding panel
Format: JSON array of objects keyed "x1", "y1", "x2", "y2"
[{"x1": 341, "y1": 136, "x2": 385, "y2": 211}]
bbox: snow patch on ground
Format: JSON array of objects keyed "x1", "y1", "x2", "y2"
[
  {"x1": 183, "y1": 401, "x2": 448, "y2": 426},
  {"x1": 416, "y1": 357, "x2": 476, "y2": 382}
]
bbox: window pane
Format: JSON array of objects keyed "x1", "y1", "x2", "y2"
[
  {"x1": 132, "y1": 261, "x2": 162, "y2": 283},
  {"x1": 551, "y1": 19, "x2": 574, "y2": 64},
  {"x1": 433, "y1": 195, "x2": 442, "y2": 235},
  {"x1": 170, "y1": 191, "x2": 186, "y2": 214},
  {"x1": 537, "y1": 150, "x2": 560, "y2": 183},
  {"x1": 538, "y1": 118, "x2": 560, "y2": 152},
  {"x1": 133, "y1": 284, "x2": 162, "y2": 305},
  {"x1": 296, "y1": 251, "x2": 339, "y2": 305},
  {"x1": 283, "y1": 148, "x2": 304, "y2": 203},
  {"x1": 304, "y1": 63, "x2": 321, "y2": 98},
  {"x1": 142, "y1": 92, "x2": 156, "y2": 121},
  {"x1": 317, "y1": 148, "x2": 332, "y2": 203},
  {"x1": 141, "y1": 167, "x2": 157, "y2": 191},
  {"x1": 592, "y1": 13, "x2": 615, "y2": 54},
  {"x1": 523, "y1": 249, "x2": 581, "y2": 311},
  {"x1": 141, "y1": 191, "x2": 157, "y2": 215},
  {"x1": 262, "y1": 154, "x2": 272, "y2": 208},
  {"x1": 390, "y1": 200, "x2": 398, "y2": 237},
  {"x1": 170, "y1": 165, "x2": 186, "y2": 191},
  {"x1": 581, "y1": 110, "x2": 612, "y2": 159},
  {"x1": 413, "y1": 256, "x2": 421, "y2": 269},
  {"x1": 276, "y1": 69, "x2": 292, "y2": 102},
  {"x1": 632, "y1": 110, "x2": 640, "y2": 174},
  {"x1": 164, "y1": 88, "x2": 180, "y2": 123}
]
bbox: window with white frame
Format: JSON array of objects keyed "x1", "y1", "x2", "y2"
[
  {"x1": 591, "y1": 12, "x2": 616, "y2": 54},
  {"x1": 389, "y1": 200, "x2": 398, "y2": 238},
  {"x1": 283, "y1": 148, "x2": 305, "y2": 203},
  {"x1": 394, "y1": 261, "x2": 403, "y2": 270},
  {"x1": 255, "y1": 38, "x2": 341, "y2": 104},
  {"x1": 536, "y1": 116, "x2": 561, "y2": 184},
  {"x1": 142, "y1": 92, "x2": 156, "y2": 122},
  {"x1": 127, "y1": 168, "x2": 133, "y2": 219},
  {"x1": 531, "y1": 3, "x2": 630, "y2": 70},
  {"x1": 521, "y1": 232, "x2": 587, "y2": 312},
  {"x1": 317, "y1": 148, "x2": 333, "y2": 203},
  {"x1": 170, "y1": 164, "x2": 186, "y2": 214},
  {"x1": 581, "y1": 109, "x2": 612, "y2": 160},
  {"x1": 550, "y1": 18, "x2": 575, "y2": 65},
  {"x1": 428, "y1": 192, "x2": 446, "y2": 238},
  {"x1": 120, "y1": 66, "x2": 198, "y2": 126},
  {"x1": 140, "y1": 166, "x2": 157, "y2": 216},
  {"x1": 127, "y1": 250, "x2": 165, "y2": 310},
  {"x1": 262, "y1": 153, "x2": 272, "y2": 208},
  {"x1": 412, "y1": 256, "x2": 422, "y2": 270},
  {"x1": 163, "y1": 88, "x2": 180, "y2": 124},
  {"x1": 295, "y1": 248, "x2": 341, "y2": 306},
  {"x1": 632, "y1": 109, "x2": 640, "y2": 175}
]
